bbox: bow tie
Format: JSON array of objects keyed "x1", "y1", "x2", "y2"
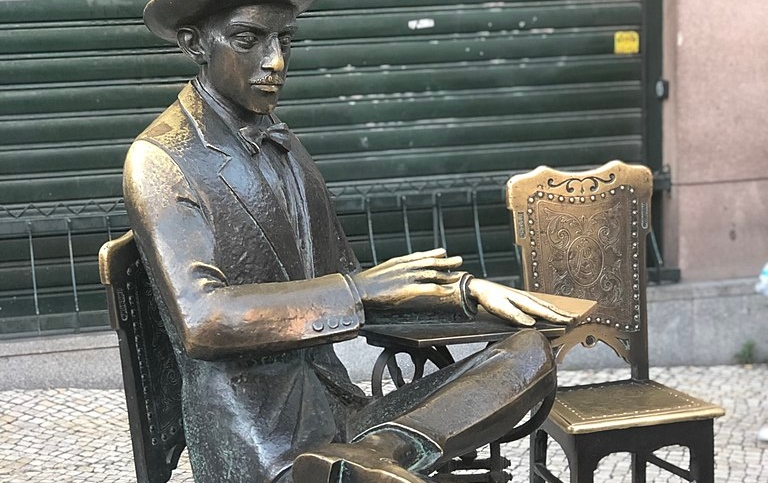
[{"x1": 239, "y1": 122, "x2": 292, "y2": 155}]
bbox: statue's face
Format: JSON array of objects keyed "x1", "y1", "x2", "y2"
[{"x1": 198, "y1": 4, "x2": 297, "y2": 115}]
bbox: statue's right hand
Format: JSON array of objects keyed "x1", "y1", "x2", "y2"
[{"x1": 349, "y1": 248, "x2": 464, "y2": 310}]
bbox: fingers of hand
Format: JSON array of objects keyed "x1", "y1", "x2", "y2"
[
  {"x1": 508, "y1": 288, "x2": 579, "y2": 321},
  {"x1": 385, "y1": 248, "x2": 448, "y2": 267},
  {"x1": 504, "y1": 290, "x2": 573, "y2": 324},
  {"x1": 410, "y1": 255, "x2": 463, "y2": 271},
  {"x1": 414, "y1": 270, "x2": 463, "y2": 284},
  {"x1": 484, "y1": 297, "x2": 536, "y2": 326}
]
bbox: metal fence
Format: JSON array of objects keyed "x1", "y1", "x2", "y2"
[{"x1": 0, "y1": 169, "x2": 677, "y2": 339}]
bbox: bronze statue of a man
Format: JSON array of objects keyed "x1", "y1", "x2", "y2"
[{"x1": 125, "y1": 1, "x2": 577, "y2": 481}]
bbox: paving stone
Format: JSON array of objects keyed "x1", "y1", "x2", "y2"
[{"x1": 1, "y1": 365, "x2": 766, "y2": 482}]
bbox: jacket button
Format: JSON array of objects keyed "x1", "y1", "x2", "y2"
[{"x1": 312, "y1": 321, "x2": 324, "y2": 332}]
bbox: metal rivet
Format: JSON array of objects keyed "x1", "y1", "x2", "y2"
[
  {"x1": 547, "y1": 194, "x2": 554, "y2": 200},
  {"x1": 328, "y1": 319, "x2": 339, "y2": 329},
  {"x1": 537, "y1": 191, "x2": 544, "y2": 198},
  {"x1": 534, "y1": 283, "x2": 540, "y2": 289},
  {"x1": 558, "y1": 196, "x2": 565, "y2": 202},
  {"x1": 530, "y1": 241, "x2": 535, "y2": 246},
  {"x1": 600, "y1": 193, "x2": 606, "y2": 198},
  {"x1": 527, "y1": 208, "x2": 533, "y2": 214},
  {"x1": 610, "y1": 189, "x2": 616, "y2": 195},
  {"x1": 568, "y1": 197, "x2": 575, "y2": 203},
  {"x1": 590, "y1": 195, "x2": 596, "y2": 201},
  {"x1": 528, "y1": 197, "x2": 535, "y2": 203},
  {"x1": 579, "y1": 196, "x2": 585, "y2": 203},
  {"x1": 531, "y1": 251, "x2": 537, "y2": 257},
  {"x1": 312, "y1": 321, "x2": 324, "y2": 332}
]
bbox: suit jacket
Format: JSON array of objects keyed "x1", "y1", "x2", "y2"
[{"x1": 123, "y1": 83, "x2": 369, "y2": 483}]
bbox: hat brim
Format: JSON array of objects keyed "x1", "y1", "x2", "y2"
[{"x1": 144, "y1": 0, "x2": 315, "y2": 43}]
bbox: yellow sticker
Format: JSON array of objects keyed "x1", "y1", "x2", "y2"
[{"x1": 614, "y1": 31, "x2": 640, "y2": 55}]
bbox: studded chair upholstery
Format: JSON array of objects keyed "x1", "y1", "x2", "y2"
[
  {"x1": 506, "y1": 161, "x2": 724, "y2": 483},
  {"x1": 99, "y1": 231, "x2": 185, "y2": 483}
]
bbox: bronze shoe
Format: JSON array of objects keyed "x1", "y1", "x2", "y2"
[{"x1": 292, "y1": 443, "x2": 429, "y2": 483}]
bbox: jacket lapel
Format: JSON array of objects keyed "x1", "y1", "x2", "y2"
[{"x1": 178, "y1": 85, "x2": 305, "y2": 281}]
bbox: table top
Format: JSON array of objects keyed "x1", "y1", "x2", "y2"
[{"x1": 360, "y1": 311, "x2": 567, "y2": 349}]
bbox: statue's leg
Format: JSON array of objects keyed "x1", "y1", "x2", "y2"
[{"x1": 293, "y1": 329, "x2": 555, "y2": 482}]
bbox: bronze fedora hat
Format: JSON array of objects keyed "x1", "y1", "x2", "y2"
[{"x1": 144, "y1": 0, "x2": 316, "y2": 42}]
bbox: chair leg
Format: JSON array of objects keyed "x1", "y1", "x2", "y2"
[
  {"x1": 566, "y1": 443, "x2": 600, "y2": 483},
  {"x1": 631, "y1": 453, "x2": 647, "y2": 483},
  {"x1": 689, "y1": 424, "x2": 716, "y2": 483},
  {"x1": 530, "y1": 429, "x2": 547, "y2": 483}
]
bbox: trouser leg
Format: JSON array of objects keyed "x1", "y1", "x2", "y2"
[
  {"x1": 351, "y1": 329, "x2": 555, "y2": 463},
  {"x1": 293, "y1": 329, "x2": 555, "y2": 482}
]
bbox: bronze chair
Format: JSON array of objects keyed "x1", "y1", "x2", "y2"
[
  {"x1": 99, "y1": 231, "x2": 185, "y2": 483},
  {"x1": 506, "y1": 161, "x2": 724, "y2": 483}
]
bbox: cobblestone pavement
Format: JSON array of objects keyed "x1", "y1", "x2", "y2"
[{"x1": 1, "y1": 364, "x2": 766, "y2": 482}]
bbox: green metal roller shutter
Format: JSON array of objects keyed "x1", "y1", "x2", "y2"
[{"x1": 0, "y1": 0, "x2": 664, "y2": 338}]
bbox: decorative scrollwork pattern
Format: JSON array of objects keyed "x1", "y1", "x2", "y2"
[
  {"x1": 546, "y1": 173, "x2": 616, "y2": 193},
  {"x1": 525, "y1": 184, "x2": 641, "y2": 333},
  {"x1": 128, "y1": 261, "x2": 184, "y2": 448}
]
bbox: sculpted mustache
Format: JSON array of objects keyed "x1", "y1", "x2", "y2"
[{"x1": 251, "y1": 75, "x2": 283, "y2": 85}]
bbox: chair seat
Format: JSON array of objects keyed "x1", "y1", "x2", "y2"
[{"x1": 548, "y1": 379, "x2": 725, "y2": 435}]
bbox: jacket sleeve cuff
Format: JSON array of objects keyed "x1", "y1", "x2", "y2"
[
  {"x1": 342, "y1": 273, "x2": 366, "y2": 326},
  {"x1": 459, "y1": 273, "x2": 478, "y2": 319}
]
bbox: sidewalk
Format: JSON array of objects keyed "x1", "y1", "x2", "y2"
[{"x1": 1, "y1": 364, "x2": 766, "y2": 482}]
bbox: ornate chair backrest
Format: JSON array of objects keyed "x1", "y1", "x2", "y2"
[
  {"x1": 507, "y1": 161, "x2": 653, "y2": 380},
  {"x1": 99, "y1": 231, "x2": 185, "y2": 483}
]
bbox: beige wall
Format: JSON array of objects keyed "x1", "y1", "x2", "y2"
[{"x1": 663, "y1": 0, "x2": 768, "y2": 281}]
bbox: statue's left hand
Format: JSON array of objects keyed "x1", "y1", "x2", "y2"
[{"x1": 467, "y1": 278, "x2": 578, "y2": 327}]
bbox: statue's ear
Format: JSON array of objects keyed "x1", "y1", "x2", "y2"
[{"x1": 177, "y1": 26, "x2": 207, "y2": 65}]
